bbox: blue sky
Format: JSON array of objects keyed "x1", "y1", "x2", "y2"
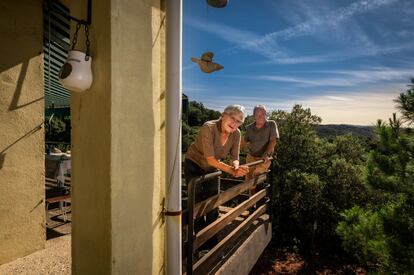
[{"x1": 183, "y1": 0, "x2": 414, "y2": 125}]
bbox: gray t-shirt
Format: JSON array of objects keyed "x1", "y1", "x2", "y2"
[
  {"x1": 186, "y1": 119, "x2": 240, "y2": 171},
  {"x1": 245, "y1": 120, "x2": 279, "y2": 157}
]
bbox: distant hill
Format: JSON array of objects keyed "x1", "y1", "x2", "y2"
[{"x1": 315, "y1": 124, "x2": 375, "y2": 139}]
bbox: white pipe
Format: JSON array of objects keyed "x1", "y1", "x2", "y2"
[{"x1": 166, "y1": 1, "x2": 182, "y2": 275}]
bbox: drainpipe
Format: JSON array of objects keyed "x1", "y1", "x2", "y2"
[{"x1": 166, "y1": 1, "x2": 182, "y2": 275}]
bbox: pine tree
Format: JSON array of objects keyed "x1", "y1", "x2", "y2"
[
  {"x1": 337, "y1": 83, "x2": 414, "y2": 272},
  {"x1": 395, "y1": 78, "x2": 414, "y2": 123}
]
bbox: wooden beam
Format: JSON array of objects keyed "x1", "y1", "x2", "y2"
[
  {"x1": 193, "y1": 174, "x2": 267, "y2": 219},
  {"x1": 193, "y1": 188, "x2": 267, "y2": 251},
  {"x1": 193, "y1": 204, "x2": 268, "y2": 274}
]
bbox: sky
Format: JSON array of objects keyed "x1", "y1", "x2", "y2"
[{"x1": 183, "y1": 0, "x2": 414, "y2": 125}]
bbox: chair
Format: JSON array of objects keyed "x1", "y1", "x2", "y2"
[{"x1": 45, "y1": 157, "x2": 71, "y2": 226}]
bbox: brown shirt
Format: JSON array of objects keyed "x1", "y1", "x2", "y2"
[
  {"x1": 245, "y1": 120, "x2": 279, "y2": 157},
  {"x1": 186, "y1": 119, "x2": 241, "y2": 171}
]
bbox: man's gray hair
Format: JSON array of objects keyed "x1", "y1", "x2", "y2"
[
  {"x1": 223, "y1": 104, "x2": 246, "y2": 121},
  {"x1": 253, "y1": 105, "x2": 268, "y2": 116}
]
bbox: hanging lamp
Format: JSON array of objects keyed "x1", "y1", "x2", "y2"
[
  {"x1": 59, "y1": 23, "x2": 93, "y2": 92},
  {"x1": 206, "y1": 0, "x2": 228, "y2": 8}
]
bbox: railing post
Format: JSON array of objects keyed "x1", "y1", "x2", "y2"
[
  {"x1": 268, "y1": 159, "x2": 274, "y2": 222},
  {"x1": 186, "y1": 171, "x2": 222, "y2": 275},
  {"x1": 187, "y1": 177, "x2": 196, "y2": 275}
]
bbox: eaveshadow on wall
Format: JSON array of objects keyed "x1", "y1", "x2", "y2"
[
  {"x1": 0, "y1": 0, "x2": 46, "y2": 265},
  {"x1": 8, "y1": 61, "x2": 44, "y2": 111},
  {"x1": 0, "y1": 1, "x2": 45, "y2": 170},
  {"x1": 0, "y1": 124, "x2": 43, "y2": 170}
]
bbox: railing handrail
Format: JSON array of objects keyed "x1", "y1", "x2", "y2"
[
  {"x1": 186, "y1": 158, "x2": 272, "y2": 275},
  {"x1": 244, "y1": 156, "x2": 273, "y2": 168}
]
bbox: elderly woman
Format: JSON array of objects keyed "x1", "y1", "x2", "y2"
[{"x1": 184, "y1": 104, "x2": 249, "y2": 249}]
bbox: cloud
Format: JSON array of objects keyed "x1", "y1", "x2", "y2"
[
  {"x1": 186, "y1": 0, "x2": 404, "y2": 64},
  {"x1": 322, "y1": 67, "x2": 414, "y2": 82},
  {"x1": 300, "y1": 91, "x2": 401, "y2": 125},
  {"x1": 258, "y1": 42, "x2": 414, "y2": 65},
  {"x1": 255, "y1": 0, "x2": 396, "y2": 45},
  {"x1": 185, "y1": 16, "x2": 287, "y2": 61},
  {"x1": 253, "y1": 75, "x2": 355, "y2": 87},
  {"x1": 182, "y1": 82, "x2": 210, "y2": 94},
  {"x1": 323, "y1": 96, "x2": 353, "y2": 101},
  {"x1": 248, "y1": 67, "x2": 414, "y2": 87},
  {"x1": 185, "y1": 17, "x2": 260, "y2": 45},
  {"x1": 196, "y1": 88, "x2": 402, "y2": 125}
]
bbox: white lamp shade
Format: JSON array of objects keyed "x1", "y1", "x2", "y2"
[{"x1": 59, "y1": 50, "x2": 93, "y2": 92}]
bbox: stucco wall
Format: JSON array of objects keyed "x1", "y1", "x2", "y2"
[
  {"x1": 70, "y1": 0, "x2": 112, "y2": 273},
  {"x1": 0, "y1": 0, "x2": 45, "y2": 265},
  {"x1": 110, "y1": 0, "x2": 166, "y2": 274},
  {"x1": 70, "y1": 0, "x2": 166, "y2": 274}
]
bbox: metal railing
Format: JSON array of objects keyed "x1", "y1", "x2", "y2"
[{"x1": 184, "y1": 158, "x2": 273, "y2": 275}]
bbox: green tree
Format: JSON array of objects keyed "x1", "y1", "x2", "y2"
[
  {"x1": 45, "y1": 115, "x2": 71, "y2": 143},
  {"x1": 271, "y1": 105, "x2": 369, "y2": 254},
  {"x1": 187, "y1": 101, "x2": 220, "y2": 127},
  {"x1": 336, "y1": 206, "x2": 389, "y2": 267},
  {"x1": 182, "y1": 121, "x2": 199, "y2": 152},
  {"x1": 395, "y1": 79, "x2": 414, "y2": 123},
  {"x1": 182, "y1": 100, "x2": 221, "y2": 152},
  {"x1": 337, "y1": 84, "x2": 414, "y2": 273}
]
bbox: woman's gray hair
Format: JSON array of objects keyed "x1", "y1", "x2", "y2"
[{"x1": 223, "y1": 104, "x2": 246, "y2": 122}]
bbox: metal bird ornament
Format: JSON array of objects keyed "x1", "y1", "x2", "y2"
[{"x1": 191, "y1": 52, "x2": 224, "y2": 74}]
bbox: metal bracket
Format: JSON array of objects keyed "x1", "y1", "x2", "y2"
[
  {"x1": 163, "y1": 209, "x2": 182, "y2": 216},
  {"x1": 49, "y1": 0, "x2": 92, "y2": 26}
]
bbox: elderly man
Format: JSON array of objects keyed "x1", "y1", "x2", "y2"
[{"x1": 242, "y1": 105, "x2": 279, "y2": 187}]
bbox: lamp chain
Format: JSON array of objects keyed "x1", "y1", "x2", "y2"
[
  {"x1": 71, "y1": 23, "x2": 82, "y2": 50},
  {"x1": 70, "y1": 23, "x2": 90, "y2": 61},
  {"x1": 85, "y1": 24, "x2": 90, "y2": 61}
]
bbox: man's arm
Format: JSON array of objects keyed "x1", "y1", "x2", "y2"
[
  {"x1": 240, "y1": 139, "x2": 248, "y2": 150},
  {"x1": 262, "y1": 120, "x2": 278, "y2": 160},
  {"x1": 262, "y1": 137, "x2": 277, "y2": 161}
]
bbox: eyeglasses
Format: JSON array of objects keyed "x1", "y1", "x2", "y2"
[{"x1": 225, "y1": 113, "x2": 243, "y2": 125}]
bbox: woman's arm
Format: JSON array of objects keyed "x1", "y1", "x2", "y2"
[
  {"x1": 206, "y1": 156, "x2": 234, "y2": 174},
  {"x1": 206, "y1": 157, "x2": 248, "y2": 177}
]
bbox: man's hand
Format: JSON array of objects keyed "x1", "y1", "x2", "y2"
[{"x1": 262, "y1": 153, "x2": 271, "y2": 164}]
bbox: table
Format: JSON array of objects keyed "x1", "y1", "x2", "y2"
[
  {"x1": 45, "y1": 153, "x2": 71, "y2": 214},
  {"x1": 45, "y1": 153, "x2": 71, "y2": 185}
]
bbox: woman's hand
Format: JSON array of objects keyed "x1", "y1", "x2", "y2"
[
  {"x1": 232, "y1": 160, "x2": 239, "y2": 170},
  {"x1": 232, "y1": 165, "x2": 249, "y2": 177},
  {"x1": 206, "y1": 157, "x2": 249, "y2": 177}
]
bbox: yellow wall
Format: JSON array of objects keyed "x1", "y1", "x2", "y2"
[
  {"x1": 0, "y1": 0, "x2": 45, "y2": 264},
  {"x1": 70, "y1": 0, "x2": 166, "y2": 274}
]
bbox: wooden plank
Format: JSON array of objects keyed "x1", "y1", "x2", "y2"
[
  {"x1": 220, "y1": 178, "x2": 243, "y2": 184},
  {"x1": 193, "y1": 174, "x2": 267, "y2": 219},
  {"x1": 219, "y1": 206, "x2": 250, "y2": 218},
  {"x1": 45, "y1": 177, "x2": 58, "y2": 183},
  {"x1": 46, "y1": 195, "x2": 71, "y2": 204},
  {"x1": 193, "y1": 204, "x2": 268, "y2": 274},
  {"x1": 193, "y1": 188, "x2": 267, "y2": 251},
  {"x1": 45, "y1": 176, "x2": 71, "y2": 183}
]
